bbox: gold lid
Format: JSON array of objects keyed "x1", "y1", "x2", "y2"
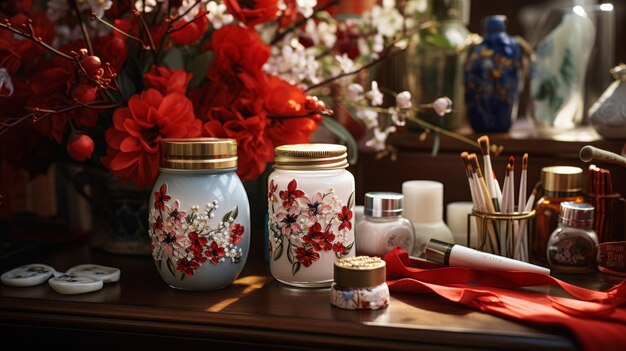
[
  {"x1": 541, "y1": 166, "x2": 583, "y2": 193},
  {"x1": 333, "y1": 256, "x2": 386, "y2": 288},
  {"x1": 274, "y1": 143, "x2": 348, "y2": 170},
  {"x1": 161, "y1": 138, "x2": 237, "y2": 170}
]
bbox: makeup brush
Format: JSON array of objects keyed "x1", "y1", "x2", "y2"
[
  {"x1": 514, "y1": 181, "x2": 542, "y2": 261},
  {"x1": 478, "y1": 136, "x2": 499, "y2": 211},
  {"x1": 501, "y1": 164, "x2": 510, "y2": 214},
  {"x1": 507, "y1": 156, "x2": 515, "y2": 215},
  {"x1": 460, "y1": 152, "x2": 478, "y2": 207},
  {"x1": 518, "y1": 154, "x2": 528, "y2": 214},
  {"x1": 469, "y1": 153, "x2": 500, "y2": 254},
  {"x1": 463, "y1": 152, "x2": 492, "y2": 252},
  {"x1": 469, "y1": 154, "x2": 496, "y2": 214}
]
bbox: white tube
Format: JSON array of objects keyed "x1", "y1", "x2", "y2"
[{"x1": 425, "y1": 239, "x2": 550, "y2": 275}]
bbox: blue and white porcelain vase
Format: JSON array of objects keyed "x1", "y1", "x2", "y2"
[
  {"x1": 148, "y1": 138, "x2": 250, "y2": 291},
  {"x1": 464, "y1": 15, "x2": 523, "y2": 133}
]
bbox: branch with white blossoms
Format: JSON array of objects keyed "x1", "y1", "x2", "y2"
[
  {"x1": 263, "y1": 0, "x2": 432, "y2": 90},
  {"x1": 341, "y1": 80, "x2": 486, "y2": 160}
]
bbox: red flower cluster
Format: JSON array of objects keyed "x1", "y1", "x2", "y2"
[
  {"x1": 193, "y1": 25, "x2": 322, "y2": 181},
  {"x1": 268, "y1": 179, "x2": 354, "y2": 273},
  {"x1": 0, "y1": 1, "x2": 327, "y2": 189}
]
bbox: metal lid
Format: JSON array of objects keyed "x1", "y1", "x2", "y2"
[
  {"x1": 559, "y1": 202, "x2": 594, "y2": 228},
  {"x1": 161, "y1": 138, "x2": 237, "y2": 170},
  {"x1": 333, "y1": 256, "x2": 386, "y2": 288},
  {"x1": 364, "y1": 192, "x2": 403, "y2": 218},
  {"x1": 541, "y1": 166, "x2": 583, "y2": 193},
  {"x1": 424, "y1": 239, "x2": 453, "y2": 265},
  {"x1": 274, "y1": 144, "x2": 348, "y2": 170}
]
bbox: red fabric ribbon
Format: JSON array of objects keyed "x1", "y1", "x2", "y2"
[{"x1": 383, "y1": 247, "x2": 626, "y2": 350}]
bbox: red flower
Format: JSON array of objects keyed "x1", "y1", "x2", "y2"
[
  {"x1": 303, "y1": 223, "x2": 335, "y2": 252},
  {"x1": 268, "y1": 179, "x2": 278, "y2": 203},
  {"x1": 152, "y1": 216, "x2": 163, "y2": 231},
  {"x1": 295, "y1": 246, "x2": 320, "y2": 267},
  {"x1": 144, "y1": 65, "x2": 192, "y2": 95},
  {"x1": 338, "y1": 206, "x2": 353, "y2": 231},
  {"x1": 188, "y1": 232, "x2": 208, "y2": 253},
  {"x1": 224, "y1": 0, "x2": 279, "y2": 26},
  {"x1": 193, "y1": 251, "x2": 208, "y2": 264},
  {"x1": 205, "y1": 241, "x2": 225, "y2": 264},
  {"x1": 229, "y1": 223, "x2": 245, "y2": 244},
  {"x1": 176, "y1": 257, "x2": 200, "y2": 276},
  {"x1": 101, "y1": 89, "x2": 202, "y2": 188},
  {"x1": 279, "y1": 179, "x2": 305, "y2": 208},
  {"x1": 170, "y1": 10, "x2": 209, "y2": 46},
  {"x1": 202, "y1": 107, "x2": 273, "y2": 180},
  {"x1": 265, "y1": 76, "x2": 320, "y2": 145},
  {"x1": 203, "y1": 25, "x2": 270, "y2": 107},
  {"x1": 333, "y1": 242, "x2": 346, "y2": 254},
  {"x1": 153, "y1": 183, "x2": 171, "y2": 210}
]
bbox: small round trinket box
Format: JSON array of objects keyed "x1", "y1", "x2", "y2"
[{"x1": 330, "y1": 256, "x2": 390, "y2": 310}]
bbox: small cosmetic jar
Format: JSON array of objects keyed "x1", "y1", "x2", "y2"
[{"x1": 330, "y1": 256, "x2": 390, "y2": 310}]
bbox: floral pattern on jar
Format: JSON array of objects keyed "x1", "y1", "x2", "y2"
[
  {"x1": 268, "y1": 179, "x2": 354, "y2": 275},
  {"x1": 149, "y1": 183, "x2": 245, "y2": 280},
  {"x1": 330, "y1": 283, "x2": 390, "y2": 310}
]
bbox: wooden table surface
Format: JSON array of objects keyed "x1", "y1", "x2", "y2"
[{"x1": 1, "y1": 239, "x2": 618, "y2": 350}]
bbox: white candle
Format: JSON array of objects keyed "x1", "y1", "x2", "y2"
[
  {"x1": 446, "y1": 202, "x2": 477, "y2": 247},
  {"x1": 402, "y1": 180, "x2": 453, "y2": 257},
  {"x1": 402, "y1": 180, "x2": 443, "y2": 223}
]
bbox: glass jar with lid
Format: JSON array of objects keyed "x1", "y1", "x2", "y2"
[
  {"x1": 356, "y1": 192, "x2": 414, "y2": 257},
  {"x1": 547, "y1": 202, "x2": 598, "y2": 273},
  {"x1": 531, "y1": 166, "x2": 585, "y2": 262},
  {"x1": 148, "y1": 138, "x2": 250, "y2": 290},
  {"x1": 267, "y1": 144, "x2": 355, "y2": 288}
]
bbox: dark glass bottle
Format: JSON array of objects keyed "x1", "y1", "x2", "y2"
[
  {"x1": 532, "y1": 166, "x2": 585, "y2": 263},
  {"x1": 547, "y1": 202, "x2": 598, "y2": 273}
]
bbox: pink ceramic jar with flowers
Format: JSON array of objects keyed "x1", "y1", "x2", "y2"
[{"x1": 268, "y1": 144, "x2": 355, "y2": 288}]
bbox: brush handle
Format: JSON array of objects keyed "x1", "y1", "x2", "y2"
[{"x1": 579, "y1": 145, "x2": 626, "y2": 168}]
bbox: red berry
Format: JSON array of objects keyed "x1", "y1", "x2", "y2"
[
  {"x1": 67, "y1": 131, "x2": 95, "y2": 162},
  {"x1": 71, "y1": 83, "x2": 98, "y2": 103},
  {"x1": 80, "y1": 56, "x2": 103, "y2": 78}
]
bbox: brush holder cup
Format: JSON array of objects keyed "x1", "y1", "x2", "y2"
[{"x1": 469, "y1": 209, "x2": 536, "y2": 262}]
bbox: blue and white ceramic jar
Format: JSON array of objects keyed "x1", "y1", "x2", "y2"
[
  {"x1": 148, "y1": 138, "x2": 250, "y2": 290},
  {"x1": 464, "y1": 15, "x2": 523, "y2": 133},
  {"x1": 589, "y1": 64, "x2": 626, "y2": 139}
]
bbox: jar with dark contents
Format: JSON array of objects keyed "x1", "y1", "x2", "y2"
[
  {"x1": 547, "y1": 202, "x2": 598, "y2": 273},
  {"x1": 532, "y1": 166, "x2": 585, "y2": 262},
  {"x1": 330, "y1": 256, "x2": 389, "y2": 310}
]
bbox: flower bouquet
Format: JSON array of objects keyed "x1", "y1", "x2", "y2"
[{"x1": 0, "y1": 0, "x2": 466, "y2": 190}]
